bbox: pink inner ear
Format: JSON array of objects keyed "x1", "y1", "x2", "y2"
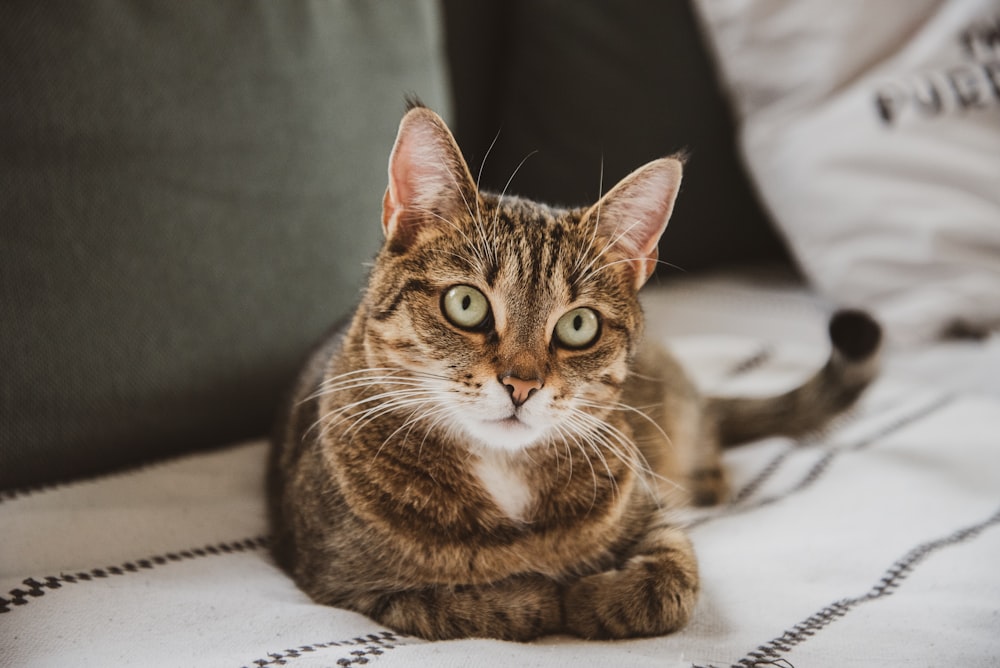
[
  {"x1": 392, "y1": 124, "x2": 447, "y2": 205},
  {"x1": 587, "y1": 158, "x2": 683, "y2": 286},
  {"x1": 382, "y1": 109, "x2": 476, "y2": 243},
  {"x1": 383, "y1": 121, "x2": 438, "y2": 238},
  {"x1": 606, "y1": 179, "x2": 673, "y2": 257}
]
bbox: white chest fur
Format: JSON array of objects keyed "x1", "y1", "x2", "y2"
[{"x1": 472, "y1": 451, "x2": 534, "y2": 522}]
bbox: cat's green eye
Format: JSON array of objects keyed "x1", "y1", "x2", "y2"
[
  {"x1": 442, "y1": 285, "x2": 491, "y2": 330},
  {"x1": 554, "y1": 307, "x2": 600, "y2": 349}
]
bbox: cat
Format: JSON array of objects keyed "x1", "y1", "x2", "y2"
[{"x1": 267, "y1": 103, "x2": 881, "y2": 641}]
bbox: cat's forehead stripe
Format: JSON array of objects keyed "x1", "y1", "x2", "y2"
[{"x1": 485, "y1": 198, "x2": 576, "y2": 287}]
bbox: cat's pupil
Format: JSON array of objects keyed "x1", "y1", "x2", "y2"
[
  {"x1": 573, "y1": 314, "x2": 583, "y2": 330},
  {"x1": 462, "y1": 295, "x2": 471, "y2": 310}
]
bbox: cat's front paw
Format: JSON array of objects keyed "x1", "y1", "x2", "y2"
[
  {"x1": 372, "y1": 576, "x2": 563, "y2": 641},
  {"x1": 563, "y1": 552, "x2": 698, "y2": 639}
]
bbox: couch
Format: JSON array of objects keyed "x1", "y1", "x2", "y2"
[{"x1": 3, "y1": 2, "x2": 999, "y2": 666}]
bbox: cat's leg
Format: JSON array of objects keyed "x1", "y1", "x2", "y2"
[
  {"x1": 626, "y1": 340, "x2": 730, "y2": 506},
  {"x1": 686, "y1": 425, "x2": 730, "y2": 506},
  {"x1": 358, "y1": 574, "x2": 563, "y2": 641},
  {"x1": 642, "y1": 402, "x2": 730, "y2": 506},
  {"x1": 563, "y1": 523, "x2": 698, "y2": 639}
]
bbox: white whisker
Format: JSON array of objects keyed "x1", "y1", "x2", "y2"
[
  {"x1": 410, "y1": 205, "x2": 490, "y2": 276},
  {"x1": 371, "y1": 402, "x2": 455, "y2": 466},
  {"x1": 475, "y1": 128, "x2": 503, "y2": 269},
  {"x1": 570, "y1": 158, "x2": 607, "y2": 280},
  {"x1": 563, "y1": 406, "x2": 682, "y2": 504},
  {"x1": 576, "y1": 398, "x2": 673, "y2": 449},
  {"x1": 491, "y1": 150, "x2": 538, "y2": 236},
  {"x1": 549, "y1": 421, "x2": 600, "y2": 508},
  {"x1": 572, "y1": 216, "x2": 648, "y2": 288}
]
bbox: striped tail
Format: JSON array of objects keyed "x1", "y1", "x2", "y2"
[{"x1": 708, "y1": 310, "x2": 882, "y2": 448}]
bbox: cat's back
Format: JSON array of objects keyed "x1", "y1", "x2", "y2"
[{"x1": 267, "y1": 318, "x2": 353, "y2": 568}]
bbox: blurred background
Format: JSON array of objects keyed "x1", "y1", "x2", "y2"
[{"x1": 3, "y1": 1, "x2": 997, "y2": 490}]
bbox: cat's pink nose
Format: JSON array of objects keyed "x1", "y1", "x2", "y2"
[{"x1": 500, "y1": 375, "x2": 543, "y2": 407}]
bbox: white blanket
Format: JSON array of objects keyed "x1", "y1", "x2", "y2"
[{"x1": 4, "y1": 274, "x2": 999, "y2": 667}]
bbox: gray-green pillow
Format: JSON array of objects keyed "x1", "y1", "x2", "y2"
[{"x1": 0, "y1": 1, "x2": 448, "y2": 490}]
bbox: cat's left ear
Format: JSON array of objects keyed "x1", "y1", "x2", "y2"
[
  {"x1": 382, "y1": 106, "x2": 479, "y2": 249},
  {"x1": 581, "y1": 156, "x2": 684, "y2": 288}
]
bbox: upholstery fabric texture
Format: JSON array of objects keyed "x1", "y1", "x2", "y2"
[{"x1": 0, "y1": 1, "x2": 448, "y2": 489}]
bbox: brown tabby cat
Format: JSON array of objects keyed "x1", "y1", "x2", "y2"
[{"x1": 268, "y1": 104, "x2": 881, "y2": 641}]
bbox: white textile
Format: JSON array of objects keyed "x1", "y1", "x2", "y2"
[
  {"x1": 692, "y1": 0, "x2": 1000, "y2": 345},
  {"x1": 3, "y1": 275, "x2": 999, "y2": 667}
]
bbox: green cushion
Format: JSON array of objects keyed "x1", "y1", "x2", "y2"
[{"x1": 0, "y1": 1, "x2": 447, "y2": 489}]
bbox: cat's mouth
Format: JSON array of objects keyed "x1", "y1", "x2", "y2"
[
  {"x1": 467, "y1": 413, "x2": 547, "y2": 452},
  {"x1": 493, "y1": 416, "x2": 524, "y2": 427},
  {"x1": 490, "y1": 413, "x2": 540, "y2": 432}
]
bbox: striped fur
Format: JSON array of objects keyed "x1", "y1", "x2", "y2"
[{"x1": 268, "y1": 106, "x2": 880, "y2": 641}]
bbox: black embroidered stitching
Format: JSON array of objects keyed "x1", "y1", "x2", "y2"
[
  {"x1": 687, "y1": 394, "x2": 955, "y2": 530},
  {"x1": 712, "y1": 344, "x2": 812, "y2": 505},
  {"x1": 693, "y1": 503, "x2": 1000, "y2": 668},
  {"x1": 699, "y1": 344, "x2": 786, "y2": 504},
  {"x1": 724, "y1": 345, "x2": 774, "y2": 379},
  {"x1": 241, "y1": 632, "x2": 409, "y2": 667},
  {"x1": 0, "y1": 536, "x2": 268, "y2": 614},
  {"x1": 728, "y1": 399, "x2": 872, "y2": 506}
]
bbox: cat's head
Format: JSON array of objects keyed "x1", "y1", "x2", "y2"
[{"x1": 360, "y1": 105, "x2": 682, "y2": 454}]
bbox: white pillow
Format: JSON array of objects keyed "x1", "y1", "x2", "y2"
[{"x1": 693, "y1": 0, "x2": 1000, "y2": 345}]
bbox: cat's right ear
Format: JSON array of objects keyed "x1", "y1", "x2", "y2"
[{"x1": 382, "y1": 107, "x2": 478, "y2": 249}]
